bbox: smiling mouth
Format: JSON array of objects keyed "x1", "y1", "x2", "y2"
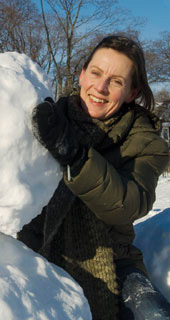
[{"x1": 89, "y1": 94, "x2": 108, "y2": 103}]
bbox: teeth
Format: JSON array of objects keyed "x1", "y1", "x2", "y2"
[{"x1": 90, "y1": 95, "x2": 106, "y2": 103}]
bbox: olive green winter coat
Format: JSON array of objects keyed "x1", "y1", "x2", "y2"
[{"x1": 64, "y1": 103, "x2": 169, "y2": 272}]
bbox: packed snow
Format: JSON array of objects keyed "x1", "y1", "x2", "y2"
[
  {"x1": 0, "y1": 233, "x2": 91, "y2": 320},
  {"x1": 134, "y1": 176, "x2": 170, "y2": 303},
  {"x1": 0, "y1": 51, "x2": 169, "y2": 319},
  {"x1": 0, "y1": 51, "x2": 62, "y2": 237}
]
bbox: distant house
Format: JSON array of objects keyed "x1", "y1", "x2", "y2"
[
  {"x1": 161, "y1": 122, "x2": 170, "y2": 150},
  {"x1": 154, "y1": 99, "x2": 170, "y2": 150},
  {"x1": 154, "y1": 99, "x2": 170, "y2": 122}
]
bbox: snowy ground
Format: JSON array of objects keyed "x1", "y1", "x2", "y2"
[
  {"x1": 0, "y1": 233, "x2": 91, "y2": 320},
  {"x1": 0, "y1": 51, "x2": 169, "y2": 319},
  {"x1": 134, "y1": 175, "x2": 170, "y2": 303}
]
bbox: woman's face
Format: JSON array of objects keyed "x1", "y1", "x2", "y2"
[{"x1": 79, "y1": 48, "x2": 137, "y2": 120}]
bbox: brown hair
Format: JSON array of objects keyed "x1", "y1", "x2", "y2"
[{"x1": 83, "y1": 35, "x2": 154, "y2": 111}]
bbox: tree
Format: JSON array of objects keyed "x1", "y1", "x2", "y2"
[
  {"x1": 154, "y1": 89, "x2": 170, "y2": 103},
  {"x1": 144, "y1": 32, "x2": 170, "y2": 84},
  {"x1": 0, "y1": 0, "x2": 46, "y2": 66},
  {"x1": 41, "y1": 0, "x2": 145, "y2": 97},
  {"x1": 153, "y1": 89, "x2": 170, "y2": 121},
  {"x1": 0, "y1": 0, "x2": 145, "y2": 98}
]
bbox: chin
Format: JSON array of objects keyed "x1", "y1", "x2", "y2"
[{"x1": 86, "y1": 110, "x2": 102, "y2": 119}]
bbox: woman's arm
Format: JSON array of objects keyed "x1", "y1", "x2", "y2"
[{"x1": 64, "y1": 139, "x2": 169, "y2": 226}]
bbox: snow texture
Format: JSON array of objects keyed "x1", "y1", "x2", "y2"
[{"x1": 0, "y1": 52, "x2": 62, "y2": 237}]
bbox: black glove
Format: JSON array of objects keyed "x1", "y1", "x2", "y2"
[
  {"x1": 31, "y1": 97, "x2": 87, "y2": 176},
  {"x1": 44, "y1": 96, "x2": 55, "y2": 103}
]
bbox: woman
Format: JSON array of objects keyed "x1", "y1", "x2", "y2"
[{"x1": 18, "y1": 35, "x2": 170, "y2": 319}]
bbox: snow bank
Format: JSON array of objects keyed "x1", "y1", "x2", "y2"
[
  {"x1": 0, "y1": 232, "x2": 91, "y2": 320},
  {"x1": 0, "y1": 52, "x2": 62, "y2": 237},
  {"x1": 134, "y1": 177, "x2": 170, "y2": 302}
]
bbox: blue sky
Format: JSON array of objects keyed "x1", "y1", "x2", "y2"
[
  {"x1": 118, "y1": 0, "x2": 170, "y2": 40},
  {"x1": 34, "y1": 0, "x2": 170, "y2": 41}
]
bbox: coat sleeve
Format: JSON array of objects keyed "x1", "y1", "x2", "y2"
[{"x1": 64, "y1": 138, "x2": 169, "y2": 226}]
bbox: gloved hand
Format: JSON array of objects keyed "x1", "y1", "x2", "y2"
[
  {"x1": 44, "y1": 97, "x2": 55, "y2": 103},
  {"x1": 31, "y1": 97, "x2": 87, "y2": 176}
]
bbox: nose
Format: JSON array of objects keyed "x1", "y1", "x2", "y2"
[{"x1": 95, "y1": 78, "x2": 109, "y2": 94}]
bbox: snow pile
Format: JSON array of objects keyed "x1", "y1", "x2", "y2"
[
  {"x1": 0, "y1": 52, "x2": 62, "y2": 237},
  {"x1": 0, "y1": 232, "x2": 91, "y2": 320},
  {"x1": 134, "y1": 176, "x2": 170, "y2": 302}
]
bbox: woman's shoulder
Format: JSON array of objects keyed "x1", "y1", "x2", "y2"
[
  {"x1": 124, "y1": 103, "x2": 169, "y2": 156},
  {"x1": 129, "y1": 103, "x2": 162, "y2": 135}
]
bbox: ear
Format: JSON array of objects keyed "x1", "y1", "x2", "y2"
[
  {"x1": 79, "y1": 69, "x2": 85, "y2": 86},
  {"x1": 126, "y1": 88, "x2": 139, "y2": 103}
]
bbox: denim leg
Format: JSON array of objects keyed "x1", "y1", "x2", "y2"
[{"x1": 118, "y1": 267, "x2": 170, "y2": 320}]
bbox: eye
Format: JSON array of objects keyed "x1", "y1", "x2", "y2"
[
  {"x1": 91, "y1": 70, "x2": 100, "y2": 76},
  {"x1": 110, "y1": 78, "x2": 123, "y2": 86},
  {"x1": 115, "y1": 80, "x2": 123, "y2": 85}
]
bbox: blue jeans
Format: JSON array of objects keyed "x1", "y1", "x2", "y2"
[{"x1": 117, "y1": 266, "x2": 170, "y2": 320}]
